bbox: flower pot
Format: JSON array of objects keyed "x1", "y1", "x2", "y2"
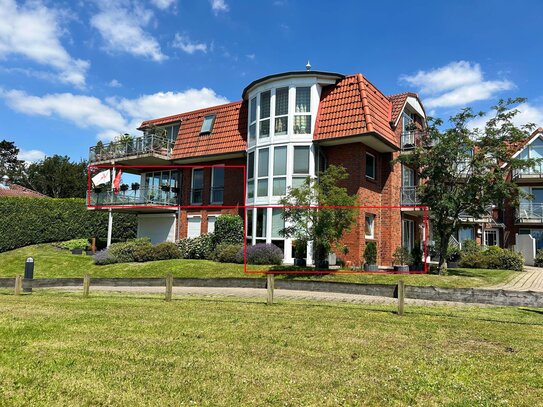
[
  {"x1": 317, "y1": 260, "x2": 329, "y2": 269},
  {"x1": 71, "y1": 248, "x2": 83, "y2": 255},
  {"x1": 394, "y1": 265, "x2": 410, "y2": 273},
  {"x1": 294, "y1": 258, "x2": 306, "y2": 267},
  {"x1": 85, "y1": 250, "x2": 94, "y2": 256},
  {"x1": 364, "y1": 264, "x2": 379, "y2": 272},
  {"x1": 447, "y1": 261, "x2": 459, "y2": 268}
]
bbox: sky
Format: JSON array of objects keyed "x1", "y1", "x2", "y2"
[{"x1": 1, "y1": 0, "x2": 542, "y2": 163}]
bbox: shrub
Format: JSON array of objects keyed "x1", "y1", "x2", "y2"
[
  {"x1": 393, "y1": 246, "x2": 412, "y2": 266},
  {"x1": 495, "y1": 249, "x2": 523, "y2": 272},
  {"x1": 93, "y1": 248, "x2": 116, "y2": 265},
  {"x1": 461, "y1": 239, "x2": 480, "y2": 255},
  {"x1": 292, "y1": 239, "x2": 307, "y2": 259},
  {"x1": 459, "y1": 246, "x2": 524, "y2": 271},
  {"x1": 132, "y1": 245, "x2": 157, "y2": 262},
  {"x1": 446, "y1": 245, "x2": 461, "y2": 262},
  {"x1": 411, "y1": 241, "x2": 423, "y2": 268},
  {"x1": 459, "y1": 252, "x2": 487, "y2": 269},
  {"x1": 243, "y1": 243, "x2": 283, "y2": 265},
  {"x1": 0, "y1": 197, "x2": 137, "y2": 252},
  {"x1": 535, "y1": 249, "x2": 543, "y2": 267},
  {"x1": 213, "y1": 215, "x2": 244, "y2": 245},
  {"x1": 57, "y1": 239, "x2": 89, "y2": 251},
  {"x1": 107, "y1": 238, "x2": 153, "y2": 263},
  {"x1": 214, "y1": 243, "x2": 243, "y2": 263},
  {"x1": 153, "y1": 242, "x2": 181, "y2": 261},
  {"x1": 178, "y1": 234, "x2": 214, "y2": 259},
  {"x1": 363, "y1": 241, "x2": 377, "y2": 265}
]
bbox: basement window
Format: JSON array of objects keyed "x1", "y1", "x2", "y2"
[{"x1": 200, "y1": 114, "x2": 216, "y2": 134}]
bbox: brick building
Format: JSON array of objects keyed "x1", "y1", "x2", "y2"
[{"x1": 88, "y1": 70, "x2": 428, "y2": 267}]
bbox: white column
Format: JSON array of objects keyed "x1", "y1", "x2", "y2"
[{"x1": 107, "y1": 165, "x2": 115, "y2": 247}]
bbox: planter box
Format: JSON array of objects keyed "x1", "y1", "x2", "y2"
[
  {"x1": 364, "y1": 264, "x2": 379, "y2": 272},
  {"x1": 394, "y1": 265, "x2": 410, "y2": 273},
  {"x1": 85, "y1": 250, "x2": 94, "y2": 256},
  {"x1": 294, "y1": 259, "x2": 306, "y2": 267},
  {"x1": 71, "y1": 249, "x2": 83, "y2": 255}
]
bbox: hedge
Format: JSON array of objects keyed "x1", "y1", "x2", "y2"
[{"x1": 0, "y1": 197, "x2": 137, "y2": 252}]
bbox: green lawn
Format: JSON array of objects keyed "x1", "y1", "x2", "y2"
[
  {"x1": 0, "y1": 292, "x2": 541, "y2": 406},
  {"x1": 0, "y1": 244, "x2": 518, "y2": 288}
]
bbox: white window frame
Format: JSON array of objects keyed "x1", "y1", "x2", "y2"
[
  {"x1": 366, "y1": 152, "x2": 376, "y2": 180},
  {"x1": 365, "y1": 214, "x2": 375, "y2": 239},
  {"x1": 191, "y1": 168, "x2": 204, "y2": 205},
  {"x1": 272, "y1": 145, "x2": 287, "y2": 196},
  {"x1": 484, "y1": 229, "x2": 499, "y2": 247},
  {"x1": 249, "y1": 97, "x2": 257, "y2": 142},
  {"x1": 273, "y1": 87, "x2": 289, "y2": 136},
  {"x1": 256, "y1": 147, "x2": 270, "y2": 198},
  {"x1": 258, "y1": 90, "x2": 271, "y2": 139},
  {"x1": 294, "y1": 86, "x2": 312, "y2": 135}
]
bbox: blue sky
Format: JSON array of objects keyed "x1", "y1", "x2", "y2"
[{"x1": 1, "y1": 0, "x2": 542, "y2": 163}]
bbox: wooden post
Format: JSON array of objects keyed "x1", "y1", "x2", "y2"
[
  {"x1": 83, "y1": 274, "x2": 91, "y2": 298},
  {"x1": 398, "y1": 280, "x2": 405, "y2": 315},
  {"x1": 91, "y1": 238, "x2": 96, "y2": 254},
  {"x1": 14, "y1": 275, "x2": 22, "y2": 296},
  {"x1": 165, "y1": 273, "x2": 173, "y2": 302},
  {"x1": 266, "y1": 273, "x2": 275, "y2": 305}
]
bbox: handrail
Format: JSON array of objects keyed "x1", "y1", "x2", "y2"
[
  {"x1": 516, "y1": 203, "x2": 543, "y2": 222},
  {"x1": 88, "y1": 187, "x2": 179, "y2": 206},
  {"x1": 512, "y1": 163, "x2": 543, "y2": 179},
  {"x1": 400, "y1": 186, "x2": 419, "y2": 205},
  {"x1": 89, "y1": 134, "x2": 173, "y2": 163}
]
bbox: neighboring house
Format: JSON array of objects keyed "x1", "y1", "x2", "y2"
[
  {"x1": 88, "y1": 70, "x2": 428, "y2": 266},
  {"x1": 0, "y1": 175, "x2": 48, "y2": 198}
]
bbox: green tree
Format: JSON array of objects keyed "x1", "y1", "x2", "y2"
[
  {"x1": 395, "y1": 98, "x2": 536, "y2": 273},
  {"x1": 279, "y1": 165, "x2": 358, "y2": 266},
  {"x1": 0, "y1": 140, "x2": 25, "y2": 181},
  {"x1": 23, "y1": 155, "x2": 88, "y2": 198}
]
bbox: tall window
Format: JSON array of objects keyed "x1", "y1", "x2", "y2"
[
  {"x1": 274, "y1": 87, "x2": 289, "y2": 136},
  {"x1": 211, "y1": 167, "x2": 224, "y2": 204},
  {"x1": 294, "y1": 87, "x2": 311, "y2": 134},
  {"x1": 365, "y1": 214, "x2": 375, "y2": 239},
  {"x1": 256, "y1": 208, "x2": 267, "y2": 241},
  {"x1": 366, "y1": 153, "x2": 376, "y2": 179},
  {"x1": 191, "y1": 168, "x2": 204, "y2": 204},
  {"x1": 247, "y1": 152, "x2": 255, "y2": 199},
  {"x1": 257, "y1": 148, "x2": 269, "y2": 197},
  {"x1": 249, "y1": 97, "x2": 257, "y2": 142},
  {"x1": 246, "y1": 209, "x2": 253, "y2": 239},
  {"x1": 292, "y1": 146, "x2": 310, "y2": 188},
  {"x1": 259, "y1": 91, "x2": 271, "y2": 139},
  {"x1": 402, "y1": 165, "x2": 414, "y2": 187},
  {"x1": 273, "y1": 146, "x2": 287, "y2": 196}
]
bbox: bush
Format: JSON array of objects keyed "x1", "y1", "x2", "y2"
[
  {"x1": 363, "y1": 241, "x2": 377, "y2": 265},
  {"x1": 93, "y1": 248, "x2": 116, "y2": 265},
  {"x1": 459, "y1": 252, "x2": 487, "y2": 269},
  {"x1": 57, "y1": 239, "x2": 89, "y2": 251},
  {"x1": 446, "y1": 245, "x2": 461, "y2": 262},
  {"x1": 459, "y1": 246, "x2": 524, "y2": 271},
  {"x1": 95, "y1": 239, "x2": 181, "y2": 264},
  {"x1": 243, "y1": 243, "x2": 283, "y2": 265},
  {"x1": 178, "y1": 234, "x2": 214, "y2": 259},
  {"x1": 153, "y1": 242, "x2": 181, "y2": 261},
  {"x1": 107, "y1": 238, "x2": 153, "y2": 263},
  {"x1": 461, "y1": 239, "x2": 480, "y2": 255},
  {"x1": 214, "y1": 243, "x2": 243, "y2": 263},
  {"x1": 411, "y1": 241, "x2": 423, "y2": 268},
  {"x1": 0, "y1": 197, "x2": 137, "y2": 252},
  {"x1": 495, "y1": 249, "x2": 523, "y2": 272},
  {"x1": 535, "y1": 249, "x2": 543, "y2": 267},
  {"x1": 213, "y1": 215, "x2": 244, "y2": 245},
  {"x1": 393, "y1": 246, "x2": 412, "y2": 266}
]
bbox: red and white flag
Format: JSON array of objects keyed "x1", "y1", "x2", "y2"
[
  {"x1": 92, "y1": 170, "x2": 111, "y2": 186},
  {"x1": 113, "y1": 170, "x2": 122, "y2": 194}
]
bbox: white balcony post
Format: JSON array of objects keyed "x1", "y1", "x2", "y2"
[{"x1": 107, "y1": 165, "x2": 115, "y2": 247}]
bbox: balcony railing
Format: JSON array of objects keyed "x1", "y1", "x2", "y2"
[
  {"x1": 401, "y1": 130, "x2": 431, "y2": 150},
  {"x1": 516, "y1": 203, "x2": 543, "y2": 223},
  {"x1": 88, "y1": 187, "x2": 179, "y2": 206},
  {"x1": 401, "y1": 186, "x2": 420, "y2": 206},
  {"x1": 512, "y1": 163, "x2": 543, "y2": 180},
  {"x1": 89, "y1": 134, "x2": 173, "y2": 163}
]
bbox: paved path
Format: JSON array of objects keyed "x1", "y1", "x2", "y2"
[
  {"x1": 61, "y1": 285, "x2": 489, "y2": 307},
  {"x1": 490, "y1": 266, "x2": 543, "y2": 292}
]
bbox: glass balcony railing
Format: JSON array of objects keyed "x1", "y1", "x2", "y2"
[
  {"x1": 401, "y1": 186, "x2": 420, "y2": 206},
  {"x1": 512, "y1": 163, "x2": 543, "y2": 180},
  {"x1": 88, "y1": 187, "x2": 179, "y2": 206},
  {"x1": 516, "y1": 203, "x2": 543, "y2": 223},
  {"x1": 400, "y1": 130, "x2": 431, "y2": 150},
  {"x1": 89, "y1": 134, "x2": 173, "y2": 163}
]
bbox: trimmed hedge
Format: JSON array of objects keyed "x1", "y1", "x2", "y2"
[
  {"x1": 0, "y1": 197, "x2": 137, "y2": 252},
  {"x1": 459, "y1": 246, "x2": 524, "y2": 271}
]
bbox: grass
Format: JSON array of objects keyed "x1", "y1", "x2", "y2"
[
  {"x1": 0, "y1": 244, "x2": 518, "y2": 288},
  {"x1": 0, "y1": 292, "x2": 542, "y2": 406}
]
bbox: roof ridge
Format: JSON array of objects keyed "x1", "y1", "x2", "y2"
[{"x1": 356, "y1": 73, "x2": 374, "y2": 133}]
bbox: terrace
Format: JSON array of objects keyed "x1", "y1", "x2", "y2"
[
  {"x1": 516, "y1": 203, "x2": 543, "y2": 224},
  {"x1": 89, "y1": 134, "x2": 174, "y2": 164},
  {"x1": 88, "y1": 186, "x2": 180, "y2": 207}
]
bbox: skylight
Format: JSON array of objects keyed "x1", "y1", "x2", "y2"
[{"x1": 200, "y1": 114, "x2": 216, "y2": 133}]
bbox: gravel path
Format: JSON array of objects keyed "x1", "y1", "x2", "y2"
[
  {"x1": 490, "y1": 266, "x2": 543, "y2": 292},
  {"x1": 60, "y1": 285, "x2": 489, "y2": 307}
]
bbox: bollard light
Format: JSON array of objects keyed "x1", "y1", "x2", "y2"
[{"x1": 24, "y1": 257, "x2": 34, "y2": 293}]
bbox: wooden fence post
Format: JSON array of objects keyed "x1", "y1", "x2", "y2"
[
  {"x1": 165, "y1": 273, "x2": 173, "y2": 302},
  {"x1": 398, "y1": 280, "x2": 405, "y2": 315},
  {"x1": 83, "y1": 274, "x2": 91, "y2": 298},
  {"x1": 14, "y1": 275, "x2": 22, "y2": 296},
  {"x1": 267, "y1": 273, "x2": 275, "y2": 305},
  {"x1": 91, "y1": 238, "x2": 96, "y2": 254}
]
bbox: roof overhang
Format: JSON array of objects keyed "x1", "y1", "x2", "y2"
[
  {"x1": 242, "y1": 71, "x2": 345, "y2": 100},
  {"x1": 315, "y1": 132, "x2": 398, "y2": 153}
]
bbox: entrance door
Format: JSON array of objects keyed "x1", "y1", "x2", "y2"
[{"x1": 484, "y1": 229, "x2": 499, "y2": 247}]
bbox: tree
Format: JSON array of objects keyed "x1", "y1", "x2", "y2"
[
  {"x1": 395, "y1": 98, "x2": 536, "y2": 273},
  {"x1": 0, "y1": 140, "x2": 25, "y2": 181},
  {"x1": 279, "y1": 165, "x2": 358, "y2": 266},
  {"x1": 23, "y1": 155, "x2": 88, "y2": 198}
]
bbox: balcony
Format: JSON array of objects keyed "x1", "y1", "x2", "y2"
[
  {"x1": 401, "y1": 130, "x2": 431, "y2": 151},
  {"x1": 88, "y1": 187, "x2": 179, "y2": 207},
  {"x1": 401, "y1": 186, "x2": 420, "y2": 206},
  {"x1": 516, "y1": 203, "x2": 543, "y2": 224},
  {"x1": 512, "y1": 163, "x2": 543, "y2": 181},
  {"x1": 89, "y1": 134, "x2": 174, "y2": 164}
]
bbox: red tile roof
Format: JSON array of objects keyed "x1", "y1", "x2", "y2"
[
  {"x1": 141, "y1": 101, "x2": 247, "y2": 160},
  {"x1": 388, "y1": 92, "x2": 425, "y2": 127},
  {"x1": 314, "y1": 74, "x2": 397, "y2": 146},
  {"x1": 0, "y1": 183, "x2": 48, "y2": 198},
  {"x1": 509, "y1": 127, "x2": 543, "y2": 157}
]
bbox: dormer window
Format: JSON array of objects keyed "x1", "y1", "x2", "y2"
[{"x1": 200, "y1": 114, "x2": 216, "y2": 134}]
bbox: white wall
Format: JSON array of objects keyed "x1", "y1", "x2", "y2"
[
  {"x1": 515, "y1": 234, "x2": 536, "y2": 266},
  {"x1": 137, "y1": 213, "x2": 176, "y2": 244}
]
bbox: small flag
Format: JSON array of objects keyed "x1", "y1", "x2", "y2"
[
  {"x1": 92, "y1": 170, "x2": 111, "y2": 186},
  {"x1": 113, "y1": 169, "x2": 122, "y2": 195}
]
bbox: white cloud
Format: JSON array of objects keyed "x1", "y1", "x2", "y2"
[
  {"x1": 150, "y1": 0, "x2": 176, "y2": 10},
  {"x1": 401, "y1": 61, "x2": 514, "y2": 109},
  {"x1": 91, "y1": 2, "x2": 167, "y2": 62},
  {"x1": 18, "y1": 149, "x2": 46, "y2": 163},
  {"x1": 172, "y1": 34, "x2": 208, "y2": 54},
  {"x1": 108, "y1": 79, "x2": 122, "y2": 88},
  {"x1": 0, "y1": 0, "x2": 89, "y2": 87},
  {"x1": 1, "y1": 87, "x2": 229, "y2": 141},
  {"x1": 468, "y1": 103, "x2": 543, "y2": 131},
  {"x1": 210, "y1": 0, "x2": 229, "y2": 14}
]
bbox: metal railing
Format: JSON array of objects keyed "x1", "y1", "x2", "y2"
[
  {"x1": 88, "y1": 187, "x2": 179, "y2": 206},
  {"x1": 400, "y1": 130, "x2": 431, "y2": 150},
  {"x1": 89, "y1": 134, "x2": 173, "y2": 163},
  {"x1": 516, "y1": 203, "x2": 543, "y2": 223},
  {"x1": 512, "y1": 163, "x2": 543, "y2": 180},
  {"x1": 401, "y1": 186, "x2": 420, "y2": 206}
]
